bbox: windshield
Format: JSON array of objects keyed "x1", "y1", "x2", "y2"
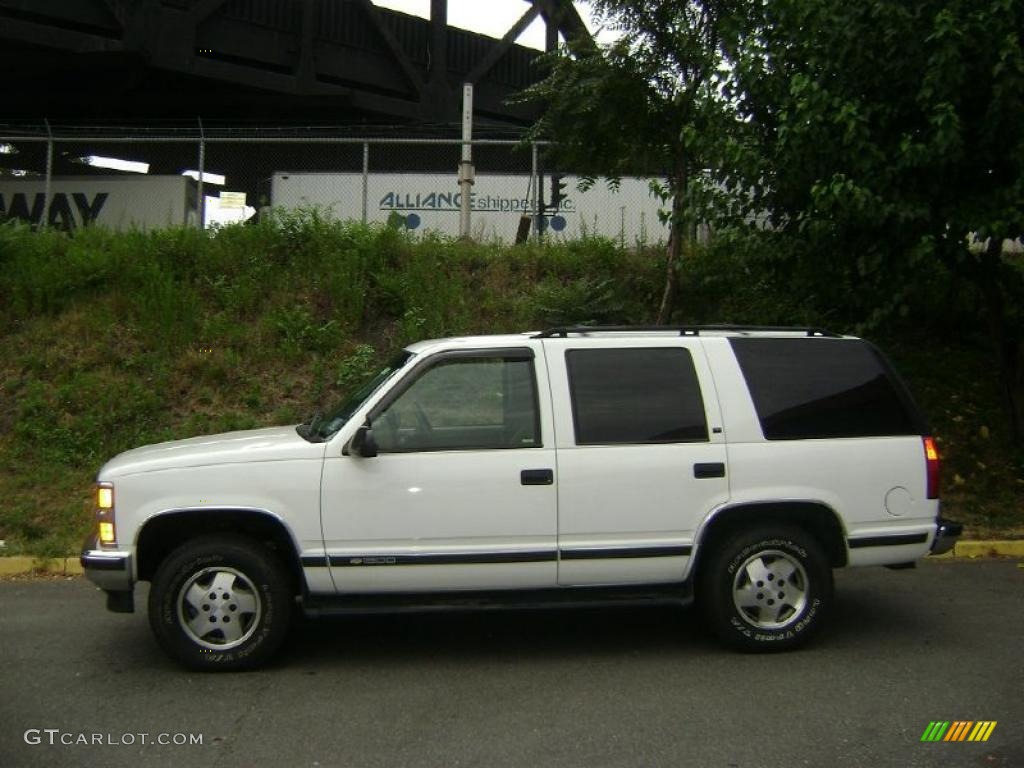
[{"x1": 300, "y1": 351, "x2": 413, "y2": 442}]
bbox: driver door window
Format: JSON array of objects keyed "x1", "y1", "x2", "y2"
[{"x1": 373, "y1": 355, "x2": 540, "y2": 453}]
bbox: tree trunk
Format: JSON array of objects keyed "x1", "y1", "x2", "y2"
[
  {"x1": 976, "y1": 237, "x2": 1024, "y2": 440},
  {"x1": 656, "y1": 163, "x2": 688, "y2": 324}
]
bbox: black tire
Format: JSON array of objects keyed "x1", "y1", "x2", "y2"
[
  {"x1": 699, "y1": 525, "x2": 832, "y2": 652},
  {"x1": 148, "y1": 536, "x2": 293, "y2": 671}
]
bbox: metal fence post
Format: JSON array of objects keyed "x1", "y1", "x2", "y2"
[
  {"x1": 531, "y1": 141, "x2": 539, "y2": 240},
  {"x1": 361, "y1": 141, "x2": 369, "y2": 225},
  {"x1": 43, "y1": 118, "x2": 53, "y2": 229},
  {"x1": 196, "y1": 117, "x2": 205, "y2": 229}
]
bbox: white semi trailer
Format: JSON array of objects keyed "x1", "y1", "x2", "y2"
[
  {"x1": 270, "y1": 171, "x2": 668, "y2": 243},
  {"x1": 0, "y1": 175, "x2": 199, "y2": 231}
]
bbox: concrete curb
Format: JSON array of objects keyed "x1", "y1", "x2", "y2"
[
  {"x1": 930, "y1": 540, "x2": 1024, "y2": 559},
  {"x1": 0, "y1": 556, "x2": 84, "y2": 577},
  {"x1": 0, "y1": 540, "x2": 1021, "y2": 577}
]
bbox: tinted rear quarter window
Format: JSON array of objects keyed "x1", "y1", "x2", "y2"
[
  {"x1": 566, "y1": 347, "x2": 708, "y2": 444},
  {"x1": 729, "y1": 338, "x2": 923, "y2": 439}
]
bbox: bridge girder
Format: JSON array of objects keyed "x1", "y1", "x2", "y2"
[{"x1": 0, "y1": 0, "x2": 593, "y2": 126}]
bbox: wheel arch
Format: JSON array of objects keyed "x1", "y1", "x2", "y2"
[
  {"x1": 690, "y1": 500, "x2": 848, "y2": 577},
  {"x1": 135, "y1": 507, "x2": 304, "y2": 593}
]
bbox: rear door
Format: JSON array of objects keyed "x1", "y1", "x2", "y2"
[{"x1": 543, "y1": 338, "x2": 729, "y2": 586}]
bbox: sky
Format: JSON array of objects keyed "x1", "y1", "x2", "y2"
[{"x1": 372, "y1": 0, "x2": 616, "y2": 49}]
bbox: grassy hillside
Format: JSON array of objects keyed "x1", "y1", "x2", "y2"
[{"x1": 0, "y1": 213, "x2": 1019, "y2": 557}]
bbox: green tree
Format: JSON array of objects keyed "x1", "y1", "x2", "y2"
[
  {"x1": 519, "y1": 1, "x2": 748, "y2": 322},
  {"x1": 718, "y1": 0, "x2": 1024, "y2": 433}
]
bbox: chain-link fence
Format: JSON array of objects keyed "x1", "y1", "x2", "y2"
[{"x1": 0, "y1": 122, "x2": 668, "y2": 246}]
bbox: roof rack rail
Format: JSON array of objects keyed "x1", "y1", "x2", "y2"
[{"x1": 532, "y1": 324, "x2": 842, "y2": 339}]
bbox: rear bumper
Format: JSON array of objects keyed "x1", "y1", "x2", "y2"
[
  {"x1": 80, "y1": 534, "x2": 133, "y2": 593},
  {"x1": 930, "y1": 518, "x2": 963, "y2": 556}
]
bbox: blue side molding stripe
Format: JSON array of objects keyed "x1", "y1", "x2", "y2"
[
  {"x1": 301, "y1": 545, "x2": 693, "y2": 568},
  {"x1": 848, "y1": 532, "x2": 928, "y2": 549}
]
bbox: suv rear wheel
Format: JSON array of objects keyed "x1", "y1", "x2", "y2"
[
  {"x1": 148, "y1": 536, "x2": 292, "y2": 671},
  {"x1": 700, "y1": 525, "x2": 832, "y2": 651}
]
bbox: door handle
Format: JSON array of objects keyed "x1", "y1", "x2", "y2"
[
  {"x1": 521, "y1": 469, "x2": 554, "y2": 485},
  {"x1": 693, "y1": 462, "x2": 726, "y2": 479}
]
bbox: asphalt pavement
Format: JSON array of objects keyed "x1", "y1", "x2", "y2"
[{"x1": 0, "y1": 559, "x2": 1021, "y2": 768}]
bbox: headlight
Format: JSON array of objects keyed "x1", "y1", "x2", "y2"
[{"x1": 96, "y1": 482, "x2": 116, "y2": 546}]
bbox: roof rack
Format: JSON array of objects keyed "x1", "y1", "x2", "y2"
[{"x1": 532, "y1": 324, "x2": 842, "y2": 339}]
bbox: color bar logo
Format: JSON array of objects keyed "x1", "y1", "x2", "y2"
[{"x1": 921, "y1": 721, "x2": 997, "y2": 742}]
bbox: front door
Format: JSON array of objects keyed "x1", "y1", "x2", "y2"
[{"x1": 319, "y1": 346, "x2": 558, "y2": 592}]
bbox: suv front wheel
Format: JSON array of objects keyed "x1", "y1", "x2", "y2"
[
  {"x1": 148, "y1": 536, "x2": 293, "y2": 671},
  {"x1": 700, "y1": 525, "x2": 832, "y2": 652}
]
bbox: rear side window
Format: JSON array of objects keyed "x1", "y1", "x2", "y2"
[
  {"x1": 566, "y1": 348, "x2": 708, "y2": 445},
  {"x1": 729, "y1": 338, "x2": 922, "y2": 440}
]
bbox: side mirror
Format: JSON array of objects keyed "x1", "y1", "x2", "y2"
[{"x1": 348, "y1": 424, "x2": 378, "y2": 458}]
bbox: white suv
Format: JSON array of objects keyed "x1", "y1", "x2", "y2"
[{"x1": 81, "y1": 326, "x2": 960, "y2": 670}]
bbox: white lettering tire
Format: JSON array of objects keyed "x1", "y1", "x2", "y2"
[
  {"x1": 699, "y1": 525, "x2": 832, "y2": 652},
  {"x1": 148, "y1": 536, "x2": 292, "y2": 671}
]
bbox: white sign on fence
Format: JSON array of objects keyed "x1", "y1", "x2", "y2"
[{"x1": 271, "y1": 172, "x2": 668, "y2": 243}]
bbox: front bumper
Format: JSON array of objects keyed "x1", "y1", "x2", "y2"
[
  {"x1": 80, "y1": 534, "x2": 134, "y2": 606},
  {"x1": 930, "y1": 518, "x2": 963, "y2": 556}
]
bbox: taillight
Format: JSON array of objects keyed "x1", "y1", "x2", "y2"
[{"x1": 923, "y1": 437, "x2": 940, "y2": 499}]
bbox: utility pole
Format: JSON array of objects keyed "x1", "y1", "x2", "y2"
[{"x1": 458, "y1": 83, "x2": 474, "y2": 239}]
